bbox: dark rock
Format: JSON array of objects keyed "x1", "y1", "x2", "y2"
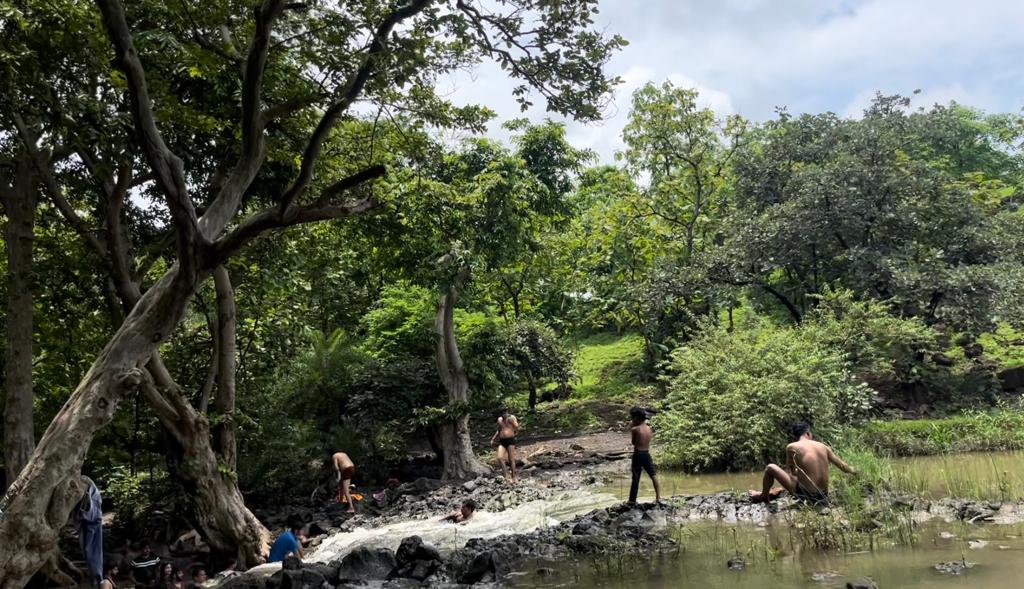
[
  {"x1": 308, "y1": 521, "x2": 331, "y2": 538},
  {"x1": 462, "y1": 480, "x2": 478, "y2": 492},
  {"x1": 278, "y1": 568, "x2": 327, "y2": 589},
  {"x1": 932, "y1": 352, "x2": 955, "y2": 367},
  {"x1": 846, "y1": 579, "x2": 878, "y2": 589},
  {"x1": 536, "y1": 567, "x2": 556, "y2": 576},
  {"x1": 282, "y1": 555, "x2": 302, "y2": 571},
  {"x1": 396, "y1": 558, "x2": 441, "y2": 581},
  {"x1": 934, "y1": 560, "x2": 974, "y2": 575},
  {"x1": 412, "y1": 478, "x2": 443, "y2": 494},
  {"x1": 306, "y1": 562, "x2": 341, "y2": 586},
  {"x1": 963, "y1": 342, "x2": 984, "y2": 359},
  {"x1": 218, "y1": 575, "x2": 269, "y2": 589},
  {"x1": 999, "y1": 366, "x2": 1024, "y2": 391},
  {"x1": 337, "y1": 547, "x2": 398, "y2": 582},
  {"x1": 727, "y1": 558, "x2": 746, "y2": 571},
  {"x1": 396, "y1": 536, "x2": 442, "y2": 567}
]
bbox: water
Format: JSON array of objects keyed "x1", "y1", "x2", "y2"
[
  {"x1": 308, "y1": 491, "x2": 619, "y2": 562},
  {"x1": 600, "y1": 450, "x2": 1024, "y2": 501},
  {"x1": 513, "y1": 520, "x2": 1024, "y2": 588}
]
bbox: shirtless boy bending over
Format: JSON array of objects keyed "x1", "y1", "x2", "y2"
[
  {"x1": 748, "y1": 422, "x2": 856, "y2": 504},
  {"x1": 332, "y1": 452, "x2": 356, "y2": 513}
]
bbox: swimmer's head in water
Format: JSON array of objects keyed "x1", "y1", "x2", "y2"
[
  {"x1": 790, "y1": 421, "x2": 812, "y2": 442},
  {"x1": 629, "y1": 406, "x2": 647, "y2": 424},
  {"x1": 461, "y1": 498, "x2": 477, "y2": 518}
]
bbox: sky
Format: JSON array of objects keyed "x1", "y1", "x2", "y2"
[{"x1": 440, "y1": 0, "x2": 1024, "y2": 162}]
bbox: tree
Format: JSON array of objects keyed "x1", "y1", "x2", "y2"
[
  {"x1": 0, "y1": 0, "x2": 624, "y2": 584},
  {"x1": 0, "y1": 145, "x2": 39, "y2": 488}
]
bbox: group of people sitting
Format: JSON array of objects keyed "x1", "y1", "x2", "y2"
[{"x1": 96, "y1": 542, "x2": 230, "y2": 589}]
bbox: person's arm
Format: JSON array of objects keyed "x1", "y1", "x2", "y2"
[
  {"x1": 491, "y1": 418, "x2": 502, "y2": 445},
  {"x1": 509, "y1": 415, "x2": 519, "y2": 434},
  {"x1": 630, "y1": 426, "x2": 639, "y2": 448},
  {"x1": 826, "y1": 447, "x2": 857, "y2": 475},
  {"x1": 784, "y1": 444, "x2": 796, "y2": 474}
]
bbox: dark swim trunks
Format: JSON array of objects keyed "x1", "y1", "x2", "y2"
[
  {"x1": 499, "y1": 436, "x2": 517, "y2": 448},
  {"x1": 792, "y1": 484, "x2": 828, "y2": 504},
  {"x1": 340, "y1": 465, "x2": 355, "y2": 480}
]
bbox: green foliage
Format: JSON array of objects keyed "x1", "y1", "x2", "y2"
[
  {"x1": 571, "y1": 332, "x2": 647, "y2": 399},
  {"x1": 978, "y1": 324, "x2": 1024, "y2": 370},
  {"x1": 656, "y1": 317, "x2": 871, "y2": 471},
  {"x1": 851, "y1": 404, "x2": 1024, "y2": 456}
]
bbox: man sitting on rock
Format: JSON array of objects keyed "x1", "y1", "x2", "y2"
[
  {"x1": 748, "y1": 421, "x2": 857, "y2": 504},
  {"x1": 441, "y1": 499, "x2": 477, "y2": 524},
  {"x1": 268, "y1": 515, "x2": 306, "y2": 563},
  {"x1": 332, "y1": 451, "x2": 356, "y2": 513},
  {"x1": 628, "y1": 406, "x2": 662, "y2": 505}
]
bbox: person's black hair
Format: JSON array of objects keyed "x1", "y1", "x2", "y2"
[
  {"x1": 629, "y1": 406, "x2": 647, "y2": 422},
  {"x1": 192, "y1": 566, "x2": 207, "y2": 579},
  {"x1": 287, "y1": 514, "x2": 305, "y2": 532},
  {"x1": 105, "y1": 563, "x2": 119, "y2": 576},
  {"x1": 790, "y1": 421, "x2": 811, "y2": 441},
  {"x1": 462, "y1": 498, "x2": 477, "y2": 511}
]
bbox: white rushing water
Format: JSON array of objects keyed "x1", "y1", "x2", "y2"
[{"x1": 245, "y1": 490, "x2": 617, "y2": 576}]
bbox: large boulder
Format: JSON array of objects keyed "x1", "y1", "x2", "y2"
[
  {"x1": 846, "y1": 579, "x2": 878, "y2": 589},
  {"x1": 999, "y1": 366, "x2": 1024, "y2": 392},
  {"x1": 218, "y1": 575, "x2": 269, "y2": 589},
  {"x1": 337, "y1": 547, "x2": 398, "y2": 582},
  {"x1": 396, "y1": 536, "x2": 442, "y2": 567},
  {"x1": 278, "y1": 568, "x2": 328, "y2": 589},
  {"x1": 447, "y1": 538, "x2": 520, "y2": 585}
]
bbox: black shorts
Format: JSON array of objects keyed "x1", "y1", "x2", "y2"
[
  {"x1": 631, "y1": 450, "x2": 656, "y2": 476},
  {"x1": 792, "y1": 485, "x2": 828, "y2": 504},
  {"x1": 499, "y1": 436, "x2": 517, "y2": 448}
]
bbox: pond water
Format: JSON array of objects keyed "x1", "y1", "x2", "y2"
[
  {"x1": 600, "y1": 450, "x2": 1024, "y2": 501},
  {"x1": 513, "y1": 519, "x2": 1024, "y2": 588}
]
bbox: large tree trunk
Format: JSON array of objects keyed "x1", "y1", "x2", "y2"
[
  {"x1": 211, "y1": 266, "x2": 238, "y2": 471},
  {"x1": 434, "y1": 273, "x2": 489, "y2": 480},
  {"x1": 2, "y1": 156, "x2": 37, "y2": 487},
  {"x1": 0, "y1": 267, "x2": 200, "y2": 589},
  {"x1": 148, "y1": 369, "x2": 267, "y2": 568}
]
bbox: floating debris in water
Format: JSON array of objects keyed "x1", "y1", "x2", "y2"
[{"x1": 934, "y1": 560, "x2": 975, "y2": 575}]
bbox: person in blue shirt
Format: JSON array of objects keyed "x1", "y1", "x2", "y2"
[{"x1": 267, "y1": 516, "x2": 305, "y2": 563}]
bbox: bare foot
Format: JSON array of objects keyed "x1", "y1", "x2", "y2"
[{"x1": 748, "y1": 490, "x2": 768, "y2": 504}]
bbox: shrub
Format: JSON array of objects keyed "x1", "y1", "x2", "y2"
[{"x1": 656, "y1": 316, "x2": 870, "y2": 471}]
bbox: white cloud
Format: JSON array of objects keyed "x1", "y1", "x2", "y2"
[{"x1": 438, "y1": 0, "x2": 1024, "y2": 162}]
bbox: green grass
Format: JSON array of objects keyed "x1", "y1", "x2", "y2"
[
  {"x1": 850, "y1": 406, "x2": 1024, "y2": 457},
  {"x1": 570, "y1": 332, "x2": 647, "y2": 399}
]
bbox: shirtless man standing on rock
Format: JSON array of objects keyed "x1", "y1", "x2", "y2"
[
  {"x1": 491, "y1": 408, "x2": 520, "y2": 483},
  {"x1": 748, "y1": 422, "x2": 856, "y2": 504},
  {"x1": 332, "y1": 452, "x2": 356, "y2": 513},
  {"x1": 628, "y1": 406, "x2": 662, "y2": 505}
]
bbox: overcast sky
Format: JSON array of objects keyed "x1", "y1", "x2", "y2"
[{"x1": 440, "y1": 0, "x2": 1024, "y2": 162}]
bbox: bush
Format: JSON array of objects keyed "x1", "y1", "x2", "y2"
[{"x1": 656, "y1": 316, "x2": 870, "y2": 471}]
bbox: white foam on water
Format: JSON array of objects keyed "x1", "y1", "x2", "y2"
[{"x1": 242, "y1": 491, "x2": 618, "y2": 578}]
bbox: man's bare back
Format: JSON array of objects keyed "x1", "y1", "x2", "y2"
[
  {"x1": 332, "y1": 452, "x2": 354, "y2": 472},
  {"x1": 749, "y1": 423, "x2": 855, "y2": 503},
  {"x1": 631, "y1": 423, "x2": 653, "y2": 451}
]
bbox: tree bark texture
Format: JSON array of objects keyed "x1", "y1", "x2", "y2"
[
  {"x1": 2, "y1": 156, "x2": 38, "y2": 488},
  {"x1": 434, "y1": 275, "x2": 489, "y2": 480},
  {"x1": 211, "y1": 266, "x2": 238, "y2": 471}
]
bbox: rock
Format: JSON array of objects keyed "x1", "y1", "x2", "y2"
[
  {"x1": 306, "y1": 562, "x2": 341, "y2": 586},
  {"x1": 536, "y1": 567, "x2": 556, "y2": 576},
  {"x1": 337, "y1": 547, "x2": 398, "y2": 582},
  {"x1": 939, "y1": 531, "x2": 955, "y2": 540},
  {"x1": 999, "y1": 366, "x2": 1024, "y2": 391},
  {"x1": 811, "y1": 571, "x2": 842, "y2": 583},
  {"x1": 278, "y1": 568, "x2": 327, "y2": 589},
  {"x1": 462, "y1": 480, "x2": 478, "y2": 492},
  {"x1": 570, "y1": 443, "x2": 585, "y2": 451},
  {"x1": 934, "y1": 560, "x2": 974, "y2": 575},
  {"x1": 726, "y1": 558, "x2": 746, "y2": 571},
  {"x1": 396, "y1": 536, "x2": 442, "y2": 567},
  {"x1": 218, "y1": 575, "x2": 268, "y2": 589},
  {"x1": 282, "y1": 555, "x2": 302, "y2": 571},
  {"x1": 308, "y1": 521, "x2": 331, "y2": 538},
  {"x1": 968, "y1": 539, "x2": 988, "y2": 550},
  {"x1": 846, "y1": 579, "x2": 878, "y2": 589},
  {"x1": 412, "y1": 478, "x2": 443, "y2": 494}
]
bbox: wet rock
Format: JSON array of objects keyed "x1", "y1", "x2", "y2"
[
  {"x1": 337, "y1": 547, "x2": 398, "y2": 582},
  {"x1": 308, "y1": 521, "x2": 331, "y2": 538},
  {"x1": 726, "y1": 558, "x2": 746, "y2": 571},
  {"x1": 462, "y1": 480, "x2": 478, "y2": 492},
  {"x1": 811, "y1": 571, "x2": 842, "y2": 583},
  {"x1": 536, "y1": 567, "x2": 556, "y2": 576},
  {"x1": 306, "y1": 562, "x2": 341, "y2": 586},
  {"x1": 846, "y1": 579, "x2": 878, "y2": 589},
  {"x1": 939, "y1": 531, "x2": 955, "y2": 540},
  {"x1": 394, "y1": 536, "x2": 443, "y2": 581},
  {"x1": 934, "y1": 560, "x2": 974, "y2": 575},
  {"x1": 448, "y1": 538, "x2": 520, "y2": 584},
  {"x1": 968, "y1": 539, "x2": 988, "y2": 550}
]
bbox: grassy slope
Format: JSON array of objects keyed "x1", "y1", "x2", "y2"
[{"x1": 570, "y1": 331, "x2": 648, "y2": 399}]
